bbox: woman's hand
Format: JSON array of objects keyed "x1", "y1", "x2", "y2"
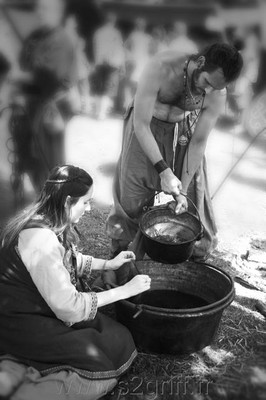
[
  {"x1": 106, "y1": 251, "x2": 136, "y2": 270},
  {"x1": 122, "y1": 275, "x2": 151, "y2": 298},
  {"x1": 96, "y1": 274, "x2": 151, "y2": 308}
]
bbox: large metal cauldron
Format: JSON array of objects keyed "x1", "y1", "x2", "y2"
[
  {"x1": 140, "y1": 197, "x2": 204, "y2": 263},
  {"x1": 112, "y1": 261, "x2": 235, "y2": 355}
]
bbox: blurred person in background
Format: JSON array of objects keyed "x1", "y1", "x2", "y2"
[
  {"x1": 150, "y1": 25, "x2": 169, "y2": 55},
  {"x1": 253, "y1": 43, "x2": 266, "y2": 96},
  {"x1": 12, "y1": 0, "x2": 82, "y2": 194},
  {"x1": 65, "y1": 13, "x2": 92, "y2": 115},
  {"x1": 227, "y1": 27, "x2": 261, "y2": 127},
  {"x1": 169, "y1": 21, "x2": 198, "y2": 55},
  {"x1": 0, "y1": 52, "x2": 11, "y2": 106},
  {"x1": 106, "y1": 43, "x2": 243, "y2": 261},
  {"x1": 91, "y1": 12, "x2": 125, "y2": 120},
  {"x1": 36, "y1": 0, "x2": 65, "y2": 30},
  {"x1": 124, "y1": 17, "x2": 153, "y2": 107}
]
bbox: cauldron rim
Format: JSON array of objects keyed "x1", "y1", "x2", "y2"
[
  {"x1": 126, "y1": 288, "x2": 235, "y2": 317},
  {"x1": 140, "y1": 210, "x2": 201, "y2": 245},
  {"x1": 114, "y1": 263, "x2": 235, "y2": 316}
]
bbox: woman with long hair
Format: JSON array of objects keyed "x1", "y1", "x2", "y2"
[{"x1": 0, "y1": 165, "x2": 151, "y2": 399}]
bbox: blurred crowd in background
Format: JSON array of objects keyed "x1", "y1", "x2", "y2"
[{"x1": 0, "y1": 0, "x2": 265, "y2": 220}]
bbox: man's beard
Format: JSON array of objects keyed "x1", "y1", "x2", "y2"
[{"x1": 191, "y1": 68, "x2": 204, "y2": 95}]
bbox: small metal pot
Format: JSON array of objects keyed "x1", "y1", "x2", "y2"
[{"x1": 139, "y1": 195, "x2": 204, "y2": 264}]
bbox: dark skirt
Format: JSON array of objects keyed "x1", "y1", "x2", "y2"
[{"x1": 0, "y1": 245, "x2": 137, "y2": 380}]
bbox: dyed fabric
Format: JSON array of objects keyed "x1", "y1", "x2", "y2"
[
  {"x1": 106, "y1": 102, "x2": 217, "y2": 259},
  {"x1": 0, "y1": 241, "x2": 137, "y2": 381}
]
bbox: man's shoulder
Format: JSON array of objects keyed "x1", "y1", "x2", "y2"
[{"x1": 153, "y1": 50, "x2": 187, "y2": 73}]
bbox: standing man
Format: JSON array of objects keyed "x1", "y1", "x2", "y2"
[{"x1": 106, "y1": 43, "x2": 243, "y2": 260}]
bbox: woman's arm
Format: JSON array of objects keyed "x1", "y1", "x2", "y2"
[
  {"x1": 78, "y1": 251, "x2": 136, "y2": 276},
  {"x1": 96, "y1": 275, "x2": 151, "y2": 308},
  {"x1": 19, "y1": 230, "x2": 150, "y2": 323},
  {"x1": 18, "y1": 229, "x2": 98, "y2": 324}
]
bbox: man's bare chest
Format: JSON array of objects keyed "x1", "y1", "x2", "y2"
[{"x1": 157, "y1": 86, "x2": 204, "y2": 112}]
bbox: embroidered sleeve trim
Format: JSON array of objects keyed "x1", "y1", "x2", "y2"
[
  {"x1": 81, "y1": 255, "x2": 93, "y2": 277},
  {"x1": 63, "y1": 291, "x2": 98, "y2": 325},
  {"x1": 88, "y1": 292, "x2": 98, "y2": 320}
]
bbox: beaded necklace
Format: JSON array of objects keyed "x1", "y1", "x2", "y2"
[
  {"x1": 183, "y1": 59, "x2": 205, "y2": 107},
  {"x1": 174, "y1": 59, "x2": 206, "y2": 175},
  {"x1": 178, "y1": 59, "x2": 205, "y2": 147}
]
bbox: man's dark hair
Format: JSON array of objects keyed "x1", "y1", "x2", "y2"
[
  {"x1": 0, "y1": 53, "x2": 11, "y2": 77},
  {"x1": 198, "y1": 43, "x2": 243, "y2": 83}
]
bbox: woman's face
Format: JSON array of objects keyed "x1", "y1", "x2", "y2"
[{"x1": 69, "y1": 186, "x2": 93, "y2": 224}]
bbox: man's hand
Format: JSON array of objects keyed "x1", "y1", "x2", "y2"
[
  {"x1": 174, "y1": 193, "x2": 188, "y2": 214},
  {"x1": 160, "y1": 168, "x2": 182, "y2": 197}
]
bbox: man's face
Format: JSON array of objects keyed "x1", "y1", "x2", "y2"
[{"x1": 192, "y1": 67, "x2": 227, "y2": 95}]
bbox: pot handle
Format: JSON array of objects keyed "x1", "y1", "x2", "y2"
[
  {"x1": 142, "y1": 191, "x2": 161, "y2": 213},
  {"x1": 141, "y1": 191, "x2": 204, "y2": 240},
  {"x1": 173, "y1": 193, "x2": 204, "y2": 240},
  {"x1": 133, "y1": 305, "x2": 143, "y2": 319}
]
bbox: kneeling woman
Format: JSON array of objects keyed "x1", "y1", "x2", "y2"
[{"x1": 0, "y1": 165, "x2": 151, "y2": 397}]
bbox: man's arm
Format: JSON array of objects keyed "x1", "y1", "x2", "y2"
[
  {"x1": 134, "y1": 58, "x2": 166, "y2": 165},
  {"x1": 175, "y1": 91, "x2": 226, "y2": 212},
  {"x1": 134, "y1": 59, "x2": 182, "y2": 196}
]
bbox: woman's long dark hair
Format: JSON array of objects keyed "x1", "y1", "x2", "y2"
[{"x1": 1, "y1": 165, "x2": 93, "y2": 248}]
